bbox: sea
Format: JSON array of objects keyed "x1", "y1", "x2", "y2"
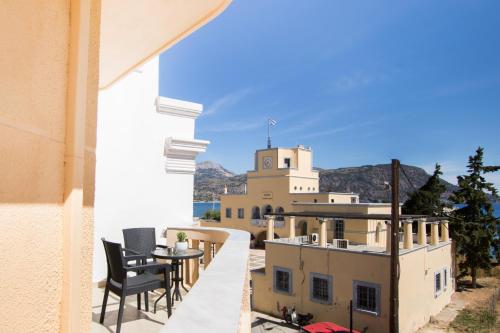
[
  {"x1": 193, "y1": 202, "x2": 500, "y2": 218},
  {"x1": 193, "y1": 202, "x2": 221, "y2": 218}
]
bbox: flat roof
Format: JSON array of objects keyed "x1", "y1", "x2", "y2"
[{"x1": 265, "y1": 211, "x2": 443, "y2": 221}]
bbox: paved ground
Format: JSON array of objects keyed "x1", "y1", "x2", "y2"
[
  {"x1": 417, "y1": 277, "x2": 499, "y2": 333},
  {"x1": 251, "y1": 312, "x2": 299, "y2": 333},
  {"x1": 249, "y1": 248, "x2": 266, "y2": 271}
]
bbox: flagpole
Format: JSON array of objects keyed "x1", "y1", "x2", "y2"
[{"x1": 267, "y1": 119, "x2": 271, "y2": 149}]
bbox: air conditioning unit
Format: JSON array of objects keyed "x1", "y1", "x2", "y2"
[
  {"x1": 308, "y1": 233, "x2": 319, "y2": 244},
  {"x1": 334, "y1": 239, "x2": 349, "y2": 249}
]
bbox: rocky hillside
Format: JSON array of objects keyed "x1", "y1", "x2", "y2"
[
  {"x1": 194, "y1": 161, "x2": 457, "y2": 203},
  {"x1": 318, "y1": 164, "x2": 456, "y2": 203}
]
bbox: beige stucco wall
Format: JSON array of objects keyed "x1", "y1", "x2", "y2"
[
  {"x1": 399, "y1": 243, "x2": 454, "y2": 333},
  {"x1": 252, "y1": 241, "x2": 454, "y2": 333},
  {"x1": 252, "y1": 243, "x2": 391, "y2": 332},
  {"x1": 0, "y1": 1, "x2": 100, "y2": 331},
  {"x1": 0, "y1": 1, "x2": 69, "y2": 331}
]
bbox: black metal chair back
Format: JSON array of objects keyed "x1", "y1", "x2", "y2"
[
  {"x1": 123, "y1": 227, "x2": 157, "y2": 260},
  {"x1": 102, "y1": 238, "x2": 126, "y2": 284}
]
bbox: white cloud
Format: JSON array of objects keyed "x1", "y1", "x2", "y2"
[
  {"x1": 202, "y1": 88, "x2": 253, "y2": 116},
  {"x1": 299, "y1": 121, "x2": 374, "y2": 139},
  {"x1": 199, "y1": 120, "x2": 263, "y2": 133}
]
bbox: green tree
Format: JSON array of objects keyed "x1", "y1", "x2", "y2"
[
  {"x1": 449, "y1": 147, "x2": 499, "y2": 288},
  {"x1": 202, "y1": 209, "x2": 220, "y2": 221},
  {"x1": 402, "y1": 164, "x2": 448, "y2": 216}
]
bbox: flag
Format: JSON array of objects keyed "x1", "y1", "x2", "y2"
[{"x1": 268, "y1": 118, "x2": 277, "y2": 126}]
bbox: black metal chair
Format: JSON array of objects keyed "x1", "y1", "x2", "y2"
[
  {"x1": 122, "y1": 228, "x2": 170, "y2": 310},
  {"x1": 100, "y1": 239, "x2": 172, "y2": 333}
]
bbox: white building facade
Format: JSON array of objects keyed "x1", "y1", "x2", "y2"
[{"x1": 93, "y1": 56, "x2": 208, "y2": 282}]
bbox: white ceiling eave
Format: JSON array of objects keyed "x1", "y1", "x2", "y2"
[{"x1": 99, "y1": 0, "x2": 232, "y2": 89}]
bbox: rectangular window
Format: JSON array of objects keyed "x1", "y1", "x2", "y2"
[
  {"x1": 443, "y1": 268, "x2": 448, "y2": 290},
  {"x1": 284, "y1": 158, "x2": 291, "y2": 168},
  {"x1": 434, "y1": 271, "x2": 442, "y2": 296},
  {"x1": 310, "y1": 273, "x2": 332, "y2": 304},
  {"x1": 334, "y1": 219, "x2": 345, "y2": 239},
  {"x1": 351, "y1": 197, "x2": 357, "y2": 203},
  {"x1": 237, "y1": 208, "x2": 244, "y2": 219},
  {"x1": 225, "y1": 208, "x2": 232, "y2": 218},
  {"x1": 353, "y1": 281, "x2": 380, "y2": 315},
  {"x1": 273, "y1": 267, "x2": 292, "y2": 294}
]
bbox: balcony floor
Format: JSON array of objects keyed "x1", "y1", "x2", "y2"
[{"x1": 91, "y1": 285, "x2": 187, "y2": 332}]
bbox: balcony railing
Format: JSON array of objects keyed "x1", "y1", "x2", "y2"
[
  {"x1": 250, "y1": 219, "x2": 285, "y2": 228},
  {"x1": 161, "y1": 226, "x2": 250, "y2": 333}
]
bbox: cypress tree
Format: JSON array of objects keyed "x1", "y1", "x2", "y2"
[
  {"x1": 449, "y1": 147, "x2": 499, "y2": 288},
  {"x1": 402, "y1": 164, "x2": 447, "y2": 216}
]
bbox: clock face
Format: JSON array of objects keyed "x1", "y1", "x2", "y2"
[{"x1": 263, "y1": 156, "x2": 273, "y2": 169}]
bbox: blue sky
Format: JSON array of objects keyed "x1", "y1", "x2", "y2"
[{"x1": 159, "y1": 0, "x2": 500, "y2": 187}]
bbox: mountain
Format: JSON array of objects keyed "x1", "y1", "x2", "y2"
[
  {"x1": 318, "y1": 164, "x2": 456, "y2": 203},
  {"x1": 194, "y1": 162, "x2": 246, "y2": 202},
  {"x1": 194, "y1": 161, "x2": 458, "y2": 203}
]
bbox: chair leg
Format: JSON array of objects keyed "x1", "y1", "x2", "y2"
[
  {"x1": 116, "y1": 293, "x2": 126, "y2": 333},
  {"x1": 137, "y1": 293, "x2": 141, "y2": 310},
  {"x1": 164, "y1": 270, "x2": 172, "y2": 318},
  {"x1": 99, "y1": 286, "x2": 110, "y2": 324},
  {"x1": 144, "y1": 291, "x2": 149, "y2": 312}
]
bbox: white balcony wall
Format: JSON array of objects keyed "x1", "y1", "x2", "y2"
[{"x1": 93, "y1": 56, "x2": 206, "y2": 282}]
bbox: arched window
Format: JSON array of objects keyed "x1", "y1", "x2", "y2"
[
  {"x1": 275, "y1": 206, "x2": 285, "y2": 221},
  {"x1": 298, "y1": 220, "x2": 308, "y2": 236},
  {"x1": 263, "y1": 205, "x2": 273, "y2": 217},
  {"x1": 376, "y1": 223, "x2": 382, "y2": 243},
  {"x1": 251, "y1": 206, "x2": 261, "y2": 220}
]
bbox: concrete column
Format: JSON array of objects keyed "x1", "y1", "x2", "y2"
[
  {"x1": 266, "y1": 216, "x2": 275, "y2": 241},
  {"x1": 215, "y1": 242, "x2": 223, "y2": 253},
  {"x1": 204, "y1": 241, "x2": 212, "y2": 269},
  {"x1": 319, "y1": 219, "x2": 327, "y2": 248},
  {"x1": 288, "y1": 216, "x2": 296, "y2": 238},
  {"x1": 418, "y1": 219, "x2": 427, "y2": 245},
  {"x1": 190, "y1": 239, "x2": 200, "y2": 285},
  {"x1": 403, "y1": 221, "x2": 413, "y2": 249},
  {"x1": 385, "y1": 221, "x2": 391, "y2": 253},
  {"x1": 441, "y1": 220, "x2": 449, "y2": 242},
  {"x1": 430, "y1": 222, "x2": 439, "y2": 245}
]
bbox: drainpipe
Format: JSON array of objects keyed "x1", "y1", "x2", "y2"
[
  {"x1": 403, "y1": 220, "x2": 413, "y2": 249},
  {"x1": 440, "y1": 220, "x2": 449, "y2": 242},
  {"x1": 319, "y1": 218, "x2": 327, "y2": 247},
  {"x1": 417, "y1": 218, "x2": 427, "y2": 245},
  {"x1": 266, "y1": 216, "x2": 275, "y2": 241},
  {"x1": 288, "y1": 216, "x2": 296, "y2": 238}
]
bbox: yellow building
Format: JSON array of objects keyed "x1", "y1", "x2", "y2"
[
  {"x1": 206, "y1": 146, "x2": 363, "y2": 245},
  {"x1": 252, "y1": 224, "x2": 453, "y2": 333},
  {"x1": 204, "y1": 145, "x2": 454, "y2": 332}
]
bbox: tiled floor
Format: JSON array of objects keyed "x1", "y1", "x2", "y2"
[
  {"x1": 91, "y1": 285, "x2": 186, "y2": 332},
  {"x1": 92, "y1": 249, "x2": 270, "y2": 332}
]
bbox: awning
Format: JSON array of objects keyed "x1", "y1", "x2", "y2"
[{"x1": 99, "y1": 0, "x2": 232, "y2": 89}]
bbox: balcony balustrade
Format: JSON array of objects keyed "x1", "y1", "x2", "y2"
[{"x1": 161, "y1": 226, "x2": 251, "y2": 333}]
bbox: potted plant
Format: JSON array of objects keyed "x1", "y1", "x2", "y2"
[{"x1": 175, "y1": 231, "x2": 188, "y2": 251}]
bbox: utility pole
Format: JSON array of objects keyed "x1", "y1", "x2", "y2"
[{"x1": 390, "y1": 159, "x2": 400, "y2": 333}]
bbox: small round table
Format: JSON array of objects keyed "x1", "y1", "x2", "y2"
[{"x1": 151, "y1": 248, "x2": 204, "y2": 311}]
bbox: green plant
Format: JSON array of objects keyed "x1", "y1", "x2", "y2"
[
  {"x1": 202, "y1": 209, "x2": 221, "y2": 221},
  {"x1": 176, "y1": 231, "x2": 188, "y2": 243},
  {"x1": 449, "y1": 147, "x2": 499, "y2": 288},
  {"x1": 402, "y1": 164, "x2": 449, "y2": 216}
]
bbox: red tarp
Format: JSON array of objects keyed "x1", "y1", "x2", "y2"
[{"x1": 302, "y1": 322, "x2": 361, "y2": 333}]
